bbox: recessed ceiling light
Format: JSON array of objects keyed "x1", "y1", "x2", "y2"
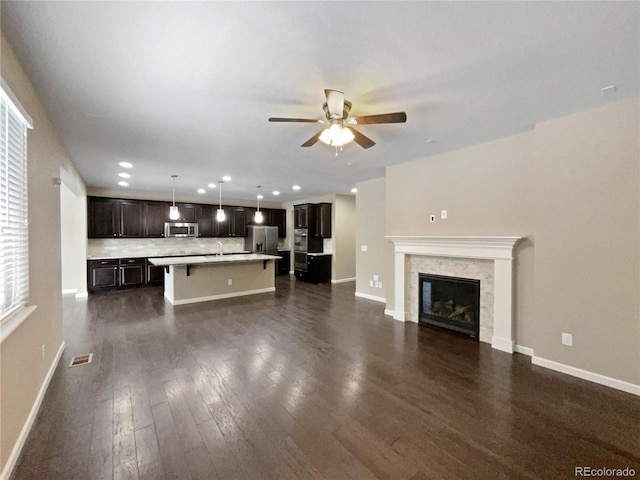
[
  {"x1": 292, "y1": 185, "x2": 301, "y2": 191},
  {"x1": 197, "y1": 188, "x2": 205, "y2": 194},
  {"x1": 118, "y1": 181, "x2": 129, "y2": 187},
  {"x1": 119, "y1": 162, "x2": 133, "y2": 168},
  {"x1": 351, "y1": 188, "x2": 357, "y2": 194},
  {"x1": 208, "y1": 183, "x2": 216, "y2": 188},
  {"x1": 118, "y1": 172, "x2": 130, "y2": 178},
  {"x1": 601, "y1": 85, "x2": 617, "y2": 94},
  {"x1": 272, "y1": 190, "x2": 280, "y2": 196},
  {"x1": 222, "y1": 175, "x2": 231, "y2": 182}
]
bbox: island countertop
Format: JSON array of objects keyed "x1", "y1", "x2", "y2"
[{"x1": 148, "y1": 253, "x2": 281, "y2": 267}]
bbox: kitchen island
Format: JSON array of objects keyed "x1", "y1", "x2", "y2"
[{"x1": 148, "y1": 253, "x2": 281, "y2": 305}]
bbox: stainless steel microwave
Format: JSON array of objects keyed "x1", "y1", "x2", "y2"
[{"x1": 164, "y1": 222, "x2": 198, "y2": 237}]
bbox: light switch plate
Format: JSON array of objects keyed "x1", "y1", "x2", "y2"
[
  {"x1": 561, "y1": 333, "x2": 573, "y2": 346},
  {"x1": 361, "y1": 245, "x2": 368, "y2": 252},
  {"x1": 441, "y1": 210, "x2": 448, "y2": 219}
]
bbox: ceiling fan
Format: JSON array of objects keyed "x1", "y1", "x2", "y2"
[{"x1": 268, "y1": 89, "x2": 407, "y2": 150}]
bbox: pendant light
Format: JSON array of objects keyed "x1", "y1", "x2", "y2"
[
  {"x1": 254, "y1": 186, "x2": 263, "y2": 224},
  {"x1": 169, "y1": 175, "x2": 180, "y2": 220},
  {"x1": 216, "y1": 180, "x2": 226, "y2": 222}
]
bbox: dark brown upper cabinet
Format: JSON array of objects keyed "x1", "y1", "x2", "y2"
[
  {"x1": 144, "y1": 201, "x2": 169, "y2": 237},
  {"x1": 120, "y1": 200, "x2": 144, "y2": 237},
  {"x1": 314, "y1": 203, "x2": 332, "y2": 238},
  {"x1": 268, "y1": 209, "x2": 287, "y2": 237},
  {"x1": 174, "y1": 203, "x2": 197, "y2": 222},
  {"x1": 88, "y1": 197, "x2": 121, "y2": 238},
  {"x1": 196, "y1": 204, "x2": 215, "y2": 237}
]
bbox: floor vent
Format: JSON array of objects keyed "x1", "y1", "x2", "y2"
[{"x1": 69, "y1": 353, "x2": 93, "y2": 367}]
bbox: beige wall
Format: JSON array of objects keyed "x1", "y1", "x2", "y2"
[
  {"x1": 1, "y1": 35, "x2": 86, "y2": 472},
  {"x1": 60, "y1": 182, "x2": 87, "y2": 295},
  {"x1": 332, "y1": 194, "x2": 356, "y2": 281},
  {"x1": 355, "y1": 177, "x2": 393, "y2": 301},
  {"x1": 382, "y1": 97, "x2": 639, "y2": 385}
]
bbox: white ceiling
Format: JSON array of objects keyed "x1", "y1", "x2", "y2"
[{"x1": 2, "y1": 1, "x2": 638, "y2": 204}]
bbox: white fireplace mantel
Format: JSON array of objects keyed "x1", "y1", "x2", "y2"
[{"x1": 386, "y1": 236, "x2": 522, "y2": 353}]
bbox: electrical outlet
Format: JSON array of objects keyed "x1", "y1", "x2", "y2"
[
  {"x1": 378, "y1": 282, "x2": 383, "y2": 289},
  {"x1": 561, "y1": 333, "x2": 573, "y2": 346},
  {"x1": 41, "y1": 344, "x2": 45, "y2": 360},
  {"x1": 430, "y1": 215, "x2": 436, "y2": 223},
  {"x1": 373, "y1": 274, "x2": 379, "y2": 281},
  {"x1": 441, "y1": 210, "x2": 448, "y2": 220},
  {"x1": 369, "y1": 280, "x2": 374, "y2": 287},
  {"x1": 361, "y1": 245, "x2": 368, "y2": 252},
  {"x1": 227, "y1": 279, "x2": 233, "y2": 286}
]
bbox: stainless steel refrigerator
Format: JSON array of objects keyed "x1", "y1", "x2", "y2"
[{"x1": 244, "y1": 225, "x2": 278, "y2": 255}]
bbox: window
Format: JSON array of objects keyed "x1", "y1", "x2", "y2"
[{"x1": 1, "y1": 81, "x2": 32, "y2": 323}]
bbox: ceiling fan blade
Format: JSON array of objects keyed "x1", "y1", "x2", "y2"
[
  {"x1": 269, "y1": 117, "x2": 320, "y2": 123},
  {"x1": 350, "y1": 128, "x2": 376, "y2": 149},
  {"x1": 350, "y1": 112, "x2": 407, "y2": 125},
  {"x1": 301, "y1": 130, "x2": 324, "y2": 147},
  {"x1": 324, "y1": 89, "x2": 345, "y2": 119}
]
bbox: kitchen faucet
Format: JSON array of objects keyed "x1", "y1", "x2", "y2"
[{"x1": 214, "y1": 241, "x2": 223, "y2": 256}]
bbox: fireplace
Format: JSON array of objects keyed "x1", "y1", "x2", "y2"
[{"x1": 419, "y1": 273, "x2": 480, "y2": 339}]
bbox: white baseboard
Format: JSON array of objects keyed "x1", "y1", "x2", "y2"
[
  {"x1": 384, "y1": 309, "x2": 395, "y2": 317},
  {"x1": 170, "y1": 287, "x2": 276, "y2": 306},
  {"x1": 332, "y1": 277, "x2": 356, "y2": 284},
  {"x1": 515, "y1": 345, "x2": 534, "y2": 356},
  {"x1": 1, "y1": 341, "x2": 66, "y2": 480},
  {"x1": 75, "y1": 291, "x2": 88, "y2": 299},
  {"x1": 532, "y1": 355, "x2": 640, "y2": 396},
  {"x1": 355, "y1": 291, "x2": 386, "y2": 303},
  {"x1": 61, "y1": 288, "x2": 77, "y2": 295}
]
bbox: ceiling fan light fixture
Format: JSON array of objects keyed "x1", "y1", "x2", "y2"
[{"x1": 319, "y1": 124, "x2": 354, "y2": 147}]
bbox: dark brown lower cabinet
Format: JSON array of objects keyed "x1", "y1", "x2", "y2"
[
  {"x1": 88, "y1": 257, "x2": 148, "y2": 292},
  {"x1": 88, "y1": 259, "x2": 120, "y2": 290},
  {"x1": 119, "y1": 258, "x2": 145, "y2": 286},
  {"x1": 294, "y1": 254, "x2": 331, "y2": 283},
  {"x1": 146, "y1": 260, "x2": 164, "y2": 285}
]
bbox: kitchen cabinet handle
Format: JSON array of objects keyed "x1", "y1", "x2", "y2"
[{"x1": 100, "y1": 261, "x2": 108, "y2": 265}]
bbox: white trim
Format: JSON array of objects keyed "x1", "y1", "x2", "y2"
[
  {"x1": 532, "y1": 356, "x2": 640, "y2": 396},
  {"x1": 332, "y1": 277, "x2": 356, "y2": 284},
  {"x1": 168, "y1": 287, "x2": 276, "y2": 306},
  {"x1": 491, "y1": 335, "x2": 514, "y2": 354},
  {"x1": 0, "y1": 77, "x2": 34, "y2": 128},
  {"x1": 0, "y1": 341, "x2": 65, "y2": 480},
  {"x1": 62, "y1": 289, "x2": 77, "y2": 295},
  {"x1": 0, "y1": 305, "x2": 37, "y2": 344},
  {"x1": 386, "y1": 236, "x2": 522, "y2": 353},
  {"x1": 355, "y1": 291, "x2": 386, "y2": 303},
  {"x1": 515, "y1": 345, "x2": 534, "y2": 356},
  {"x1": 384, "y1": 309, "x2": 395, "y2": 317},
  {"x1": 75, "y1": 292, "x2": 88, "y2": 299}
]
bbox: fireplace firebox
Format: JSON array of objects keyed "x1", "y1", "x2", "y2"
[{"x1": 419, "y1": 273, "x2": 480, "y2": 339}]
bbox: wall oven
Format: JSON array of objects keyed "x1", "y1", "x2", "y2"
[
  {"x1": 294, "y1": 252, "x2": 308, "y2": 272},
  {"x1": 294, "y1": 228, "x2": 308, "y2": 252},
  {"x1": 164, "y1": 222, "x2": 198, "y2": 237}
]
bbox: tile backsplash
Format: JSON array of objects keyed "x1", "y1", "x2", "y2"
[{"x1": 89, "y1": 237, "x2": 246, "y2": 259}]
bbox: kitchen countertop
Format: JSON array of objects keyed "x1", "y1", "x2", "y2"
[
  {"x1": 307, "y1": 252, "x2": 332, "y2": 256},
  {"x1": 148, "y1": 253, "x2": 281, "y2": 267},
  {"x1": 88, "y1": 251, "x2": 251, "y2": 260}
]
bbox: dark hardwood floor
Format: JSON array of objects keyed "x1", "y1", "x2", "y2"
[{"x1": 13, "y1": 276, "x2": 640, "y2": 479}]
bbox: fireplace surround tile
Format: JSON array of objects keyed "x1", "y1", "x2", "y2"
[
  {"x1": 387, "y1": 236, "x2": 522, "y2": 353},
  {"x1": 407, "y1": 256, "x2": 494, "y2": 342}
]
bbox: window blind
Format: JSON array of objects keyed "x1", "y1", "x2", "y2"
[{"x1": 0, "y1": 87, "x2": 29, "y2": 322}]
